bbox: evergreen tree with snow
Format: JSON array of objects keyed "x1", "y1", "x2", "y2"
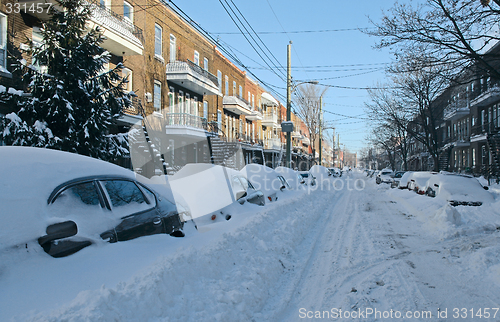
[{"x1": 0, "y1": 0, "x2": 130, "y2": 161}]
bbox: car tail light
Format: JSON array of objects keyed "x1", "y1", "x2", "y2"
[
  {"x1": 417, "y1": 190, "x2": 425, "y2": 195},
  {"x1": 211, "y1": 214, "x2": 217, "y2": 221},
  {"x1": 268, "y1": 196, "x2": 272, "y2": 201}
]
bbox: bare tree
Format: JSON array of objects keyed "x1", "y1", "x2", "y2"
[
  {"x1": 294, "y1": 84, "x2": 328, "y2": 162},
  {"x1": 365, "y1": 0, "x2": 500, "y2": 82}
]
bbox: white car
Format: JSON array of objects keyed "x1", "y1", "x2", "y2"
[
  {"x1": 407, "y1": 172, "x2": 438, "y2": 194},
  {"x1": 328, "y1": 167, "x2": 341, "y2": 177},
  {"x1": 398, "y1": 171, "x2": 413, "y2": 189},
  {"x1": 166, "y1": 164, "x2": 265, "y2": 228},
  {"x1": 424, "y1": 174, "x2": 493, "y2": 206},
  {"x1": 375, "y1": 169, "x2": 394, "y2": 184},
  {"x1": 240, "y1": 164, "x2": 290, "y2": 202}
]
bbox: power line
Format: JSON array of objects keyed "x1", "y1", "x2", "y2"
[{"x1": 212, "y1": 28, "x2": 374, "y2": 35}]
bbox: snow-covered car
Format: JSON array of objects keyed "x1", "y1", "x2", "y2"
[
  {"x1": 167, "y1": 164, "x2": 265, "y2": 227},
  {"x1": 375, "y1": 169, "x2": 394, "y2": 184},
  {"x1": 390, "y1": 171, "x2": 406, "y2": 188},
  {"x1": 275, "y1": 166, "x2": 306, "y2": 189},
  {"x1": 240, "y1": 164, "x2": 290, "y2": 202},
  {"x1": 310, "y1": 165, "x2": 332, "y2": 180},
  {"x1": 424, "y1": 174, "x2": 492, "y2": 206},
  {"x1": 397, "y1": 171, "x2": 413, "y2": 189},
  {"x1": 407, "y1": 171, "x2": 438, "y2": 194},
  {"x1": 0, "y1": 147, "x2": 187, "y2": 258},
  {"x1": 328, "y1": 167, "x2": 341, "y2": 177},
  {"x1": 298, "y1": 171, "x2": 317, "y2": 186}
]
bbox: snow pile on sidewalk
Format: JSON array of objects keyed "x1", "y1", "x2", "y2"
[
  {"x1": 3, "y1": 186, "x2": 330, "y2": 321},
  {"x1": 387, "y1": 182, "x2": 500, "y2": 240}
]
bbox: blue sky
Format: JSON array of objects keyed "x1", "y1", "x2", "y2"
[{"x1": 174, "y1": 0, "x2": 400, "y2": 154}]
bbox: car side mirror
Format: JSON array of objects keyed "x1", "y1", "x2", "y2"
[
  {"x1": 38, "y1": 221, "x2": 78, "y2": 246},
  {"x1": 235, "y1": 190, "x2": 247, "y2": 200},
  {"x1": 280, "y1": 185, "x2": 286, "y2": 191},
  {"x1": 434, "y1": 184, "x2": 439, "y2": 188},
  {"x1": 484, "y1": 186, "x2": 489, "y2": 190}
]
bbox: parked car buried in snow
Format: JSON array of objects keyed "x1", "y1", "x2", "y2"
[
  {"x1": 298, "y1": 171, "x2": 317, "y2": 186},
  {"x1": 275, "y1": 166, "x2": 307, "y2": 189},
  {"x1": 0, "y1": 147, "x2": 187, "y2": 258},
  {"x1": 375, "y1": 169, "x2": 394, "y2": 184},
  {"x1": 390, "y1": 171, "x2": 406, "y2": 188},
  {"x1": 407, "y1": 171, "x2": 438, "y2": 194},
  {"x1": 240, "y1": 164, "x2": 291, "y2": 202},
  {"x1": 424, "y1": 173, "x2": 492, "y2": 206},
  {"x1": 166, "y1": 163, "x2": 265, "y2": 228}
]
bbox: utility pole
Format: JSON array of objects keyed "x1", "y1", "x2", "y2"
[
  {"x1": 286, "y1": 41, "x2": 292, "y2": 168},
  {"x1": 318, "y1": 95, "x2": 322, "y2": 166}
]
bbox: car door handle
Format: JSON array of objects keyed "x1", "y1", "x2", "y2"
[{"x1": 153, "y1": 216, "x2": 162, "y2": 225}]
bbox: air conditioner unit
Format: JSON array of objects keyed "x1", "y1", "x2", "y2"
[{"x1": 145, "y1": 92, "x2": 153, "y2": 103}]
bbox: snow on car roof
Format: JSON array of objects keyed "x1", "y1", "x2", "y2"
[
  {"x1": 0, "y1": 146, "x2": 140, "y2": 248},
  {"x1": 427, "y1": 174, "x2": 494, "y2": 203},
  {"x1": 169, "y1": 164, "x2": 243, "y2": 219}
]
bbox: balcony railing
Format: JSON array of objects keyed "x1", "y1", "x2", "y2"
[
  {"x1": 123, "y1": 96, "x2": 141, "y2": 115},
  {"x1": 165, "y1": 113, "x2": 208, "y2": 129},
  {"x1": 443, "y1": 98, "x2": 469, "y2": 121},
  {"x1": 470, "y1": 78, "x2": 500, "y2": 107},
  {"x1": 262, "y1": 112, "x2": 278, "y2": 125},
  {"x1": 166, "y1": 60, "x2": 219, "y2": 87},
  {"x1": 92, "y1": 3, "x2": 144, "y2": 44},
  {"x1": 264, "y1": 138, "x2": 282, "y2": 150}
]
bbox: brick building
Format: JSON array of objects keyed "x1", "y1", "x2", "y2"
[{"x1": 0, "y1": 0, "x2": 314, "y2": 174}]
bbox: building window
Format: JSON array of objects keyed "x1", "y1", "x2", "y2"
[
  {"x1": 0, "y1": 14, "x2": 8, "y2": 76},
  {"x1": 203, "y1": 57, "x2": 208, "y2": 70},
  {"x1": 123, "y1": 1, "x2": 133, "y2": 22},
  {"x1": 31, "y1": 27, "x2": 47, "y2": 74},
  {"x1": 154, "y1": 24, "x2": 162, "y2": 58},
  {"x1": 239, "y1": 85, "x2": 242, "y2": 98},
  {"x1": 194, "y1": 51, "x2": 199, "y2": 65},
  {"x1": 178, "y1": 91, "x2": 184, "y2": 114},
  {"x1": 203, "y1": 101, "x2": 208, "y2": 119},
  {"x1": 169, "y1": 34, "x2": 176, "y2": 62},
  {"x1": 122, "y1": 68, "x2": 132, "y2": 93},
  {"x1": 154, "y1": 81, "x2": 161, "y2": 113},
  {"x1": 225, "y1": 75, "x2": 229, "y2": 96},
  {"x1": 252, "y1": 94, "x2": 255, "y2": 108},
  {"x1": 233, "y1": 81, "x2": 236, "y2": 96},
  {"x1": 217, "y1": 70, "x2": 222, "y2": 92}
]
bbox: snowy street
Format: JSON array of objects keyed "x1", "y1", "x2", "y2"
[{"x1": 2, "y1": 171, "x2": 500, "y2": 321}]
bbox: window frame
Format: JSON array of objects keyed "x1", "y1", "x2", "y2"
[
  {"x1": 154, "y1": 24, "x2": 163, "y2": 59},
  {"x1": 123, "y1": 1, "x2": 133, "y2": 23},
  {"x1": 153, "y1": 80, "x2": 162, "y2": 114}
]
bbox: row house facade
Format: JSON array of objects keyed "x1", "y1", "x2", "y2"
[
  {"x1": 406, "y1": 43, "x2": 500, "y2": 178},
  {"x1": 0, "y1": 0, "x2": 313, "y2": 175}
]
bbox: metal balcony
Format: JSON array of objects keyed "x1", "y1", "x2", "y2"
[
  {"x1": 164, "y1": 113, "x2": 209, "y2": 138},
  {"x1": 18, "y1": 1, "x2": 144, "y2": 56},
  {"x1": 166, "y1": 60, "x2": 221, "y2": 96},
  {"x1": 470, "y1": 82, "x2": 500, "y2": 108},
  {"x1": 443, "y1": 98, "x2": 469, "y2": 121},
  {"x1": 261, "y1": 112, "x2": 278, "y2": 127},
  {"x1": 246, "y1": 108, "x2": 263, "y2": 121},
  {"x1": 222, "y1": 95, "x2": 252, "y2": 116}
]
